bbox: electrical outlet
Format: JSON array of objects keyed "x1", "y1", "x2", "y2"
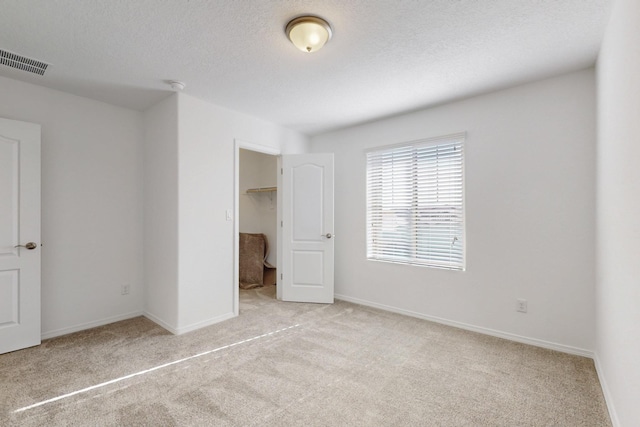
[
  {"x1": 516, "y1": 299, "x2": 527, "y2": 313},
  {"x1": 121, "y1": 284, "x2": 130, "y2": 295}
]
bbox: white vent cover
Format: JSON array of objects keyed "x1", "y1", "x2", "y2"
[{"x1": 0, "y1": 49, "x2": 49, "y2": 76}]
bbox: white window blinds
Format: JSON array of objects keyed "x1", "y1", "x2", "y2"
[{"x1": 366, "y1": 133, "x2": 465, "y2": 270}]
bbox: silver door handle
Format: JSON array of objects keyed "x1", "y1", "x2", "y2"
[
  {"x1": 15, "y1": 242, "x2": 38, "y2": 250},
  {"x1": 322, "y1": 233, "x2": 333, "y2": 239}
]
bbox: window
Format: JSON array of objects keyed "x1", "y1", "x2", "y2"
[{"x1": 366, "y1": 133, "x2": 465, "y2": 270}]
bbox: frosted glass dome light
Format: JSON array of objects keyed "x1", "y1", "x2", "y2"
[{"x1": 286, "y1": 16, "x2": 332, "y2": 53}]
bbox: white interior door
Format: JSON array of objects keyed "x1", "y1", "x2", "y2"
[
  {"x1": 280, "y1": 153, "x2": 334, "y2": 303},
  {"x1": 0, "y1": 118, "x2": 41, "y2": 354}
]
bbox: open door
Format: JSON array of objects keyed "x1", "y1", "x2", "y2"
[
  {"x1": 0, "y1": 118, "x2": 41, "y2": 354},
  {"x1": 280, "y1": 153, "x2": 334, "y2": 303}
]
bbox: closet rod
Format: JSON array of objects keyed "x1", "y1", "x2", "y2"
[{"x1": 246, "y1": 186, "x2": 277, "y2": 193}]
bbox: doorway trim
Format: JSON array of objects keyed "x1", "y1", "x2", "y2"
[{"x1": 233, "y1": 139, "x2": 281, "y2": 316}]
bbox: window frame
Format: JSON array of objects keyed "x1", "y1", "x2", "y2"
[{"x1": 365, "y1": 133, "x2": 466, "y2": 271}]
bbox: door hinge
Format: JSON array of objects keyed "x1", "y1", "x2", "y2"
[
  {"x1": 281, "y1": 168, "x2": 283, "y2": 175},
  {"x1": 281, "y1": 220, "x2": 283, "y2": 227},
  {"x1": 280, "y1": 273, "x2": 283, "y2": 280}
]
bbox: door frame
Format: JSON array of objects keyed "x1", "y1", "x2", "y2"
[{"x1": 233, "y1": 139, "x2": 281, "y2": 316}]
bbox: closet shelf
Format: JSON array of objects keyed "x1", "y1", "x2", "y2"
[{"x1": 246, "y1": 187, "x2": 277, "y2": 193}]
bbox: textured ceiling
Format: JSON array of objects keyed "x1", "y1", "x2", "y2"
[{"x1": 0, "y1": 0, "x2": 611, "y2": 135}]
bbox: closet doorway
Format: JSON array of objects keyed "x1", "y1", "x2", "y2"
[{"x1": 233, "y1": 141, "x2": 280, "y2": 316}]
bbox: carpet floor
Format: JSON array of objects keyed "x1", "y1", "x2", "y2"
[{"x1": 1, "y1": 285, "x2": 611, "y2": 426}]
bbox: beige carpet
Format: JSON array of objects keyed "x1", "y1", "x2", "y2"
[{"x1": 1, "y1": 286, "x2": 611, "y2": 426}]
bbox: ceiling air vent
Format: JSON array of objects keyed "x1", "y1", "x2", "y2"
[{"x1": 0, "y1": 49, "x2": 49, "y2": 76}]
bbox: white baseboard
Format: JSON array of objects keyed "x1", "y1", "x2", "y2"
[
  {"x1": 335, "y1": 294, "x2": 594, "y2": 358},
  {"x1": 174, "y1": 312, "x2": 237, "y2": 335},
  {"x1": 143, "y1": 311, "x2": 179, "y2": 334},
  {"x1": 143, "y1": 311, "x2": 237, "y2": 335},
  {"x1": 41, "y1": 311, "x2": 144, "y2": 340},
  {"x1": 593, "y1": 353, "x2": 620, "y2": 427}
]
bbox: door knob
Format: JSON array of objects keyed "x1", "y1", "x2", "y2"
[
  {"x1": 324, "y1": 233, "x2": 333, "y2": 239},
  {"x1": 15, "y1": 242, "x2": 37, "y2": 250}
]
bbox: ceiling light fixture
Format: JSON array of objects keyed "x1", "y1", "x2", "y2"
[{"x1": 285, "y1": 16, "x2": 332, "y2": 53}]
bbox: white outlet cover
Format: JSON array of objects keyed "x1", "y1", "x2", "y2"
[{"x1": 517, "y1": 299, "x2": 528, "y2": 313}]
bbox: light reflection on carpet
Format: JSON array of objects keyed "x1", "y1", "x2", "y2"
[{"x1": 14, "y1": 324, "x2": 300, "y2": 413}]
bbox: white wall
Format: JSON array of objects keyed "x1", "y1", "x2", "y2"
[
  {"x1": 173, "y1": 93, "x2": 307, "y2": 332},
  {"x1": 0, "y1": 76, "x2": 144, "y2": 338},
  {"x1": 311, "y1": 69, "x2": 596, "y2": 354},
  {"x1": 239, "y1": 149, "x2": 278, "y2": 265},
  {"x1": 142, "y1": 94, "x2": 179, "y2": 330},
  {"x1": 596, "y1": 0, "x2": 640, "y2": 424},
  {"x1": 0, "y1": 76, "x2": 307, "y2": 338}
]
